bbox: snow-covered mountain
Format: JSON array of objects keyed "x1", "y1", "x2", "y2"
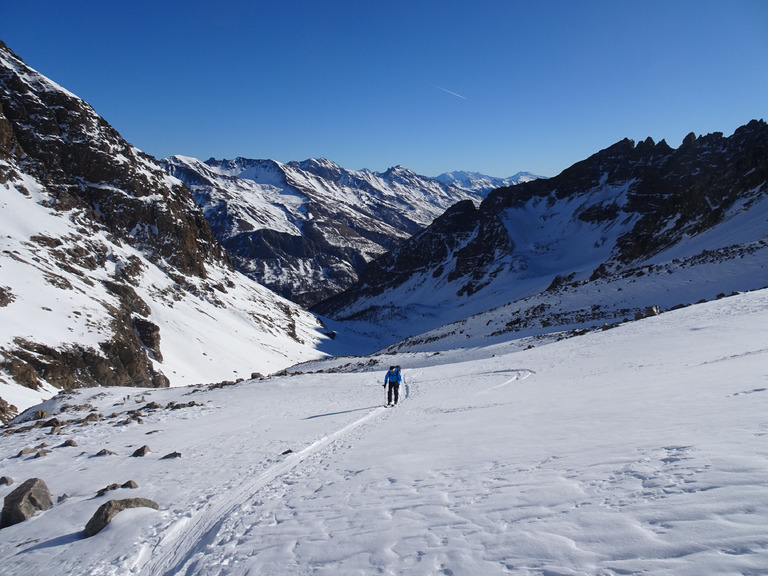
[
  {"x1": 434, "y1": 170, "x2": 545, "y2": 194},
  {"x1": 2, "y1": 286, "x2": 766, "y2": 574},
  {"x1": 0, "y1": 42, "x2": 333, "y2": 422},
  {"x1": 315, "y1": 121, "x2": 768, "y2": 349},
  {"x1": 2, "y1": 37, "x2": 768, "y2": 574},
  {"x1": 161, "y1": 156, "x2": 488, "y2": 307}
]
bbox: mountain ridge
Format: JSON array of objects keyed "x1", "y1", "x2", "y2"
[
  {"x1": 313, "y1": 120, "x2": 768, "y2": 349},
  {"x1": 434, "y1": 170, "x2": 545, "y2": 193},
  {"x1": 162, "y1": 155, "x2": 503, "y2": 307}
]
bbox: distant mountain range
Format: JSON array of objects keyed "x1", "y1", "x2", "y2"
[
  {"x1": 434, "y1": 170, "x2": 545, "y2": 193},
  {"x1": 161, "y1": 157, "x2": 526, "y2": 307}
]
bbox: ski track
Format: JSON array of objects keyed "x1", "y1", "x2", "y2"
[
  {"x1": 137, "y1": 387, "x2": 409, "y2": 576},
  {"x1": 475, "y1": 369, "x2": 534, "y2": 396}
]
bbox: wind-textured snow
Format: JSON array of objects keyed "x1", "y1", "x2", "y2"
[{"x1": 1, "y1": 288, "x2": 766, "y2": 575}]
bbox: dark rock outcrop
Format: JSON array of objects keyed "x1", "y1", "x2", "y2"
[
  {"x1": 96, "y1": 481, "x2": 138, "y2": 497},
  {"x1": 131, "y1": 445, "x2": 151, "y2": 457},
  {"x1": 1, "y1": 477, "x2": 53, "y2": 528}
]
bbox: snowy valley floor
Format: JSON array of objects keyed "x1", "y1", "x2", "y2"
[{"x1": 1, "y1": 290, "x2": 767, "y2": 575}]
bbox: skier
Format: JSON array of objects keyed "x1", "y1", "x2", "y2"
[{"x1": 383, "y1": 365, "x2": 402, "y2": 406}]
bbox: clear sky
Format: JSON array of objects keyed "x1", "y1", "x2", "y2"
[{"x1": 2, "y1": 1, "x2": 766, "y2": 177}]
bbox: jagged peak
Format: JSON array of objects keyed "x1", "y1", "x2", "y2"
[{"x1": 381, "y1": 165, "x2": 420, "y2": 180}]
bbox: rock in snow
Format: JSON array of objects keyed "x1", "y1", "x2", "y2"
[
  {"x1": 83, "y1": 498, "x2": 159, "y2": 538},
  {"x1": 0, "y1": 478, "x2": 52, "y2": 528}
]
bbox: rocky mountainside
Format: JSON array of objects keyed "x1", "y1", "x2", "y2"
[
  {"x1": 161, "y1": 156, "x2": 490, "y2": 307},
  {"x1": 315, "y1": 120, "x2": 768, "y2": 347},
  {"x1": 0, "y1": 42, "x2": 330, "y2": 422}
]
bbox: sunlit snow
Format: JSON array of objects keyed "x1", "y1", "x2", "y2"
[{"x1": 1, "y1": 289, "x2": 766, "y2": 575}]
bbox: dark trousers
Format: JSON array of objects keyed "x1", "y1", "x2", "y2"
[{"x1": 387, "y1": 382, "x2": 400, "y2": 405}]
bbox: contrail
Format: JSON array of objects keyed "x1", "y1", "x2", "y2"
[{"x1": 435, "y1": 85, "x2": 467, "y2": 100}]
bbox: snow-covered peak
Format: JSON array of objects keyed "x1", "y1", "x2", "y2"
[{"x1": 434, "y1": 170, "x2": 546, "y2": 195}]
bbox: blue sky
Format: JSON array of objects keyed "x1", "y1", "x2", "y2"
[{"x1": 2, "y1": 1, "x2": 766, "y2": 177}]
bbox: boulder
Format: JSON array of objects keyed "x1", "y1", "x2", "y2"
[
  {"x1": 1, "y1": 478, "x2": 53, "y2": 528},
  {"x1": 96, "y1": 483, "x2": 122, "y2": 497},
  {"x1": 96, "y1": 481, "x2": 139, "y2": 497},
  {"x1": 83, "y1": 498, "x2": 159, "y2": 537},
  {"x1": 131, "y1": 445, "x2": 151, "y2": 457},
  {"x1": 634, "y1": 305, "x2": 661, "y2": 320}
]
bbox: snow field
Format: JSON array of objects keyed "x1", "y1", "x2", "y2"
[{"x1": 0, "y1": 289, "x2": 767, "y2": 575}]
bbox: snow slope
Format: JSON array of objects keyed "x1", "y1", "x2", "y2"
[{"x1": 1, "y1": 288, "x2": 766, "y2": 575}]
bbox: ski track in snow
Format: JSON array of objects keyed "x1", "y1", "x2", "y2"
[
  {"x1": 474, "y1": 369, "x2": 535, "y2": 396},
  {"x1": 137, "y1": 370, "x2": 539, "y2": 576},
  {"x1": 3, "y1": 290, "x2": 768, "y2": 575},
  {"x1": 137, "y1": 388, "x2": 409, "y2": 576}
]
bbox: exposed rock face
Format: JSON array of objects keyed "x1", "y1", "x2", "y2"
[
  {"x1": 1, "y1": 477, "x2": 52, "y2": 528},
  {"x1": 132, "y1": 317, "x2": 163, "y2": 362},
  {"x1": 0, "y1": 41, "x2": 213, "y2": 393},
  {"x1": 481, "y1": 122, "x2": 768, "y2": 266},
  {"x1": 83, "y1": 498, "x2": 159, "y2": 537},
  {"x1": 0, "y1": 397, "x2": 17, "y2": 425},
  {"x1": 0, "y1": 43, "x2": 226, "y2": 277}
]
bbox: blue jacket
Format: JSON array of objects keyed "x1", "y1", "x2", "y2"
[{"x1": 384, "y1": 369, "x2": 402, "y2": 385}]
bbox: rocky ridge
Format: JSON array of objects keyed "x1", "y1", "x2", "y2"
[{"x1": 314, "y1": 120, "x2": 768, "y2": 345}]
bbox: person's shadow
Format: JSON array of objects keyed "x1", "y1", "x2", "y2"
[{"x1": 303, "y1": 406, "x2": 380, "y2": 420}]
